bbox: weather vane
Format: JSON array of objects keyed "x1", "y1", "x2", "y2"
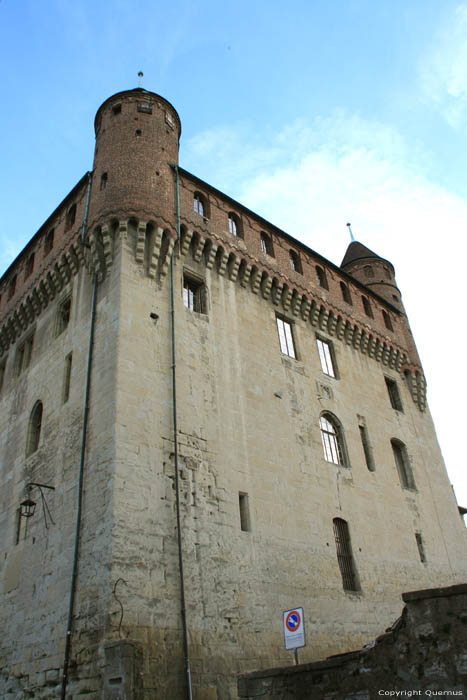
[
  {"x1": 346, "y1": 222, "x2": 355, "y2": 242},
  {"x1": 138, "y1": 71, "x2": 144, "y2": 88}
]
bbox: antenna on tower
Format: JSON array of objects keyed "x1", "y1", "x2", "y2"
[
  {"x1": 346, "y1": 222, "x2": 355, "y2": 242},
  {"x1": 138, "y1": 71, "x2": 144, "y2": 88}
]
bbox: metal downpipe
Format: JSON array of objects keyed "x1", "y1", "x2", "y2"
[{"x1": 170, "y1": 162, "x2": 193, "y2": 700}]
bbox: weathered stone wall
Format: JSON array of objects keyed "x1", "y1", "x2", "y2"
[{"x1": 238, "y1": 583, "x2": 467, "y2": 698}]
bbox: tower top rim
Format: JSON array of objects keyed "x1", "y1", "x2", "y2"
[{"x1": 94, "y1": 88, "x2": 181, "y2": 137}]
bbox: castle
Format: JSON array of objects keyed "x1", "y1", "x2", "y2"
[{"x1": 0, "y1": 87, "x2": 466, "y2": 700}]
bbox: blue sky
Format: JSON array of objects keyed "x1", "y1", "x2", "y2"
[{"x1": 1, "y1": 0, "x2": 467, "y2": 508}]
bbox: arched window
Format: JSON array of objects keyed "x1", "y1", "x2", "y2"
[
  {"x1": 362, "y1": 295, "x2": 373, "y2": 318},
  {"x1": 26, "y1": 401, "x2": 43, "y2": 456},
  {"x1": 316, "y1": 265, "x2": 328, "y2": 290},
  {"x1": 319, "y1": 413, "x2": 347, "y2": 466},
  {"x1": 382, "y1": 310, "x2": 393, "y2": 331},
  {"x1": 289, "y1": 250, "x2": 302, "y2": 273},
  {"x1": 340, "y1": 281, "x2": 352, "y2": 304},
  {"x1": 364, "y1": 265, "x2": 374, "y2": 278},
  {"x1": 228, "y1": 213, "x2": 242, "y2": 237},
  {"x1": 260, "y1": 232, "x2": 274, "y2": 257},
  {"x1": 391, "y1": 439, "x2": 415, "y2": 490},
  {"x1": 66, "y1": 204, "x2": 76, "y2": 230},
  {"x1": 194, "y1": 192, "x2": 207, "y2": 217}
]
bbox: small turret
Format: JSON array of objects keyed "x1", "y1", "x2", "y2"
[
  {"x1": 88, "y1": 87, "x2": 181, "y2": 229},
  {"x1": 341, "y1": 241, "x2": 403, "y2": 311}
]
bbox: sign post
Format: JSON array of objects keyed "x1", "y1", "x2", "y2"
[{"x1": 283, "y1": 607, "x2": 305, "y2": 664}]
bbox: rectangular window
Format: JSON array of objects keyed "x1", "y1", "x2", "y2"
[
  {"x1": 63, "y1": 353, "x2": 72, "y2": 403},
  {"x1": 276, "y1": 317, "x2": 296, "y2": 358},
  {"x1": 415, "y1": 532, "x2": 426, "y2": 563},
  {"x1": 183, "y1": 273, "x2": 207, "y2": 313},
  {"x1": 333, "y1": 518, "x2": 359, "y2": 592},
  {"x1": 385, "y1": 377, "x2": 403, "y2": 411},
  {"x1": 44, "y1": 229, "x2": 54, "y2": 255},
  {"x1": 8, "y1": 275, "x2": 17, "y2": 300},
  {"x1": 317, "y1": 337, "x2": 336, "y2": 377},
  {"x1": 16, "y1": 333, "x2": 34, "y2": 377},
  {"x1": 56, "y1": 297, "x2": 72, "y2": 336},
  {"x1": 25, "y1": 253, "x2": 35, "y2": 279},
  {"x1": 239, "y1": 493, "x2": 251, "y2": 532}
]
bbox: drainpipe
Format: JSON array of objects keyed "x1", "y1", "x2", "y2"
[
  {"x1": 61, "y1": 173, "x2": 97, "y2": 699},
  {"x1": 169, "y1": 163, "x2": 193, "y2": 700}
]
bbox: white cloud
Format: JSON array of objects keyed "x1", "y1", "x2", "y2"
[
  {"x1": 183, "y1": 111, "x2": 467, "y2": 506},
  {"x1": 420, "y1": 3, "x2": 467, "y2": 127}
]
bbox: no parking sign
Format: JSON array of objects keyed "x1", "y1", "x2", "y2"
[{"x1": 283, "y1": 607, "x2": 305, "y2": 650}]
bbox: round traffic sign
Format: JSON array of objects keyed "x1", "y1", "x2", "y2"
[{"x1": 285, "y1": 610, "x2": 301, "y2": 632}]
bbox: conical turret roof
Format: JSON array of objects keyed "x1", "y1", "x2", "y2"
[{"x1": 340, "y1": 241, "x2": 382, "y2": 268}]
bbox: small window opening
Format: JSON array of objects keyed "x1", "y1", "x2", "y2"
[
  {"x1": 137, "y1": 101, "x2": 153, "y2": 114},
  {"x1": 25, "y1": 253, "x2": 35, "y2": 279},
  {"x1": 289, "y1": 250, "x2": 302, "y2": 273},
  {"x1": 358, "y1": 421, "x2": 375, "y2": 471},
  {"x1": 316, "y1": 266, "x2": 329, "y2": 290},
  {"x1": 66, "y1": 204, "x2": 76, "y2": 230},
  {"x1": 194, "y1": 193, "x2": 205, "y2": 217},
  {"x1": 44, "y1": 229, "x2": 54, "y2": 255},
  {"x1": 8, "y1": 275, "x2": 17, "y2": 300},
  {"x1": 382, "y1": 310, "x2": 393, "y2": 331},
  {"x1": 183, "y1": 274, "x2": 207, "y2": 313},
  {"x1": 135, "y1": 129, "x2": 142, "y2": 137},
  {"x1": 100, "y1": 172, "x2": 108, "y2": 190},
  {"x1": 112, "y1": 103, "x2": 122, "y2": 115},
  {"x1": 16, "y1": 333, "x2": 34, "y2": 376},
  {"x1": 385, "y1": 377, "x2": 403, "y2": 411},
  {"x1": 63, "y1": 353, "x2": 72, "y2": 403},
  {"x1": 0, "y1": 359, "x2": 6, "y2": 393},
  {"x1": 392, "y1": 294, "x2": 399, "y2": 302},
  {"x1": 362, "y1": 295, "x2": 373, "y2": 318},
  {"x1": 316, "y1": 337, "x2": 337, "y2": 378},
  {"x1": 239, "y1": 493, "x2": 251, "y2": 532},
  {"x1": 26, "y1": 401, "x2": 43, "y2": 457},
  {"x1": 340, "y1": 281, "x2": 352, "y2": 304},
  {"x1": 56, "y1": 297, "x2": 72, "y2": 336},
  {"x1": 260, "y1": 232, "x2": 274, "y2": 257},
  {"x1": 276, "y1": 317, "x2": 296, "y2": 358},
  {"x1": 228, "y1": 213, "x2": 238, "y2": 236},
  {"x1": 391, "y1": 439, "x2": 415, "y2": 490},
  {"x1": 333, "y1": 518, "x2": 359, "y2": 591},
  {"x1": 415, "y1": 532, "x2": 426, "y2": 563}
]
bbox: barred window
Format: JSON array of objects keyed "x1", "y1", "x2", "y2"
[{"x1": 333, "y1": 518, "x2": 359, "y2": 591}]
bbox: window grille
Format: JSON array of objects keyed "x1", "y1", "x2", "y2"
[
  {"x1": 276, "y1": 317, "x2": 296, "y2": 358},
  {"x1": 333, "y1": 518, "x2": 358, "y2": 591}
]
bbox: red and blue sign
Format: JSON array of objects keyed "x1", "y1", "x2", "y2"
[
  {"x1": 283, "y1": 606, "x2": 306, "y2": 650},
  {"x1": 285, "y1": 610, "x2": 301, "y2": 631}
]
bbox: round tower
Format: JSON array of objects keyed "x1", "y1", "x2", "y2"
[
  {"x1": 340, "y1": 241, "x2": 403, "y2": 310},
  {"x1": 88, "y1": 88, "x2": 181, "y2": 228}
]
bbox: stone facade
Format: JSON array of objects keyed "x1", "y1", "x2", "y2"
[{"x1": 0, "y1": 88, "x2": 466, "y2": 699}]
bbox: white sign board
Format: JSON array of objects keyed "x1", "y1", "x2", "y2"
[{"x1": 283, "y1": 607, "x2": 305, "y2": 650}]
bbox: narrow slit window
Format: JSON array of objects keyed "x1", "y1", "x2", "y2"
[
  {"x1": 239, "y1": 493, "x2": 251, "y2": 532},
  {"x1": 26, "y1": 401, "x2": 43, "y2": 456},
  {"x1": 415, "y1": 532, "x2": 426, "y2": 563},
  {"x1": 63, "y1": 353, "x2": 72, "y2": 403},
  {"x1": 382, "y1": 310, "x2": 393, "y2": 331},
  {"x1": 358, "y1": 422, "x2": 375, "y2": 471},
  {"x1": 100, "y1": 172, "x2": 108, "y2": 190},
  {"x1": 276, "y1": 317, "x2": 296, "y2": 358},
  {"x1": 362, "y1": 295, "x2": 373, "y2": 318},
  {"x1": 0, "y1": 359, "x2": 6, "y2": 393},
  {"x1": 333, "y1": 518, "x2": 359, "y2": 591}
]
